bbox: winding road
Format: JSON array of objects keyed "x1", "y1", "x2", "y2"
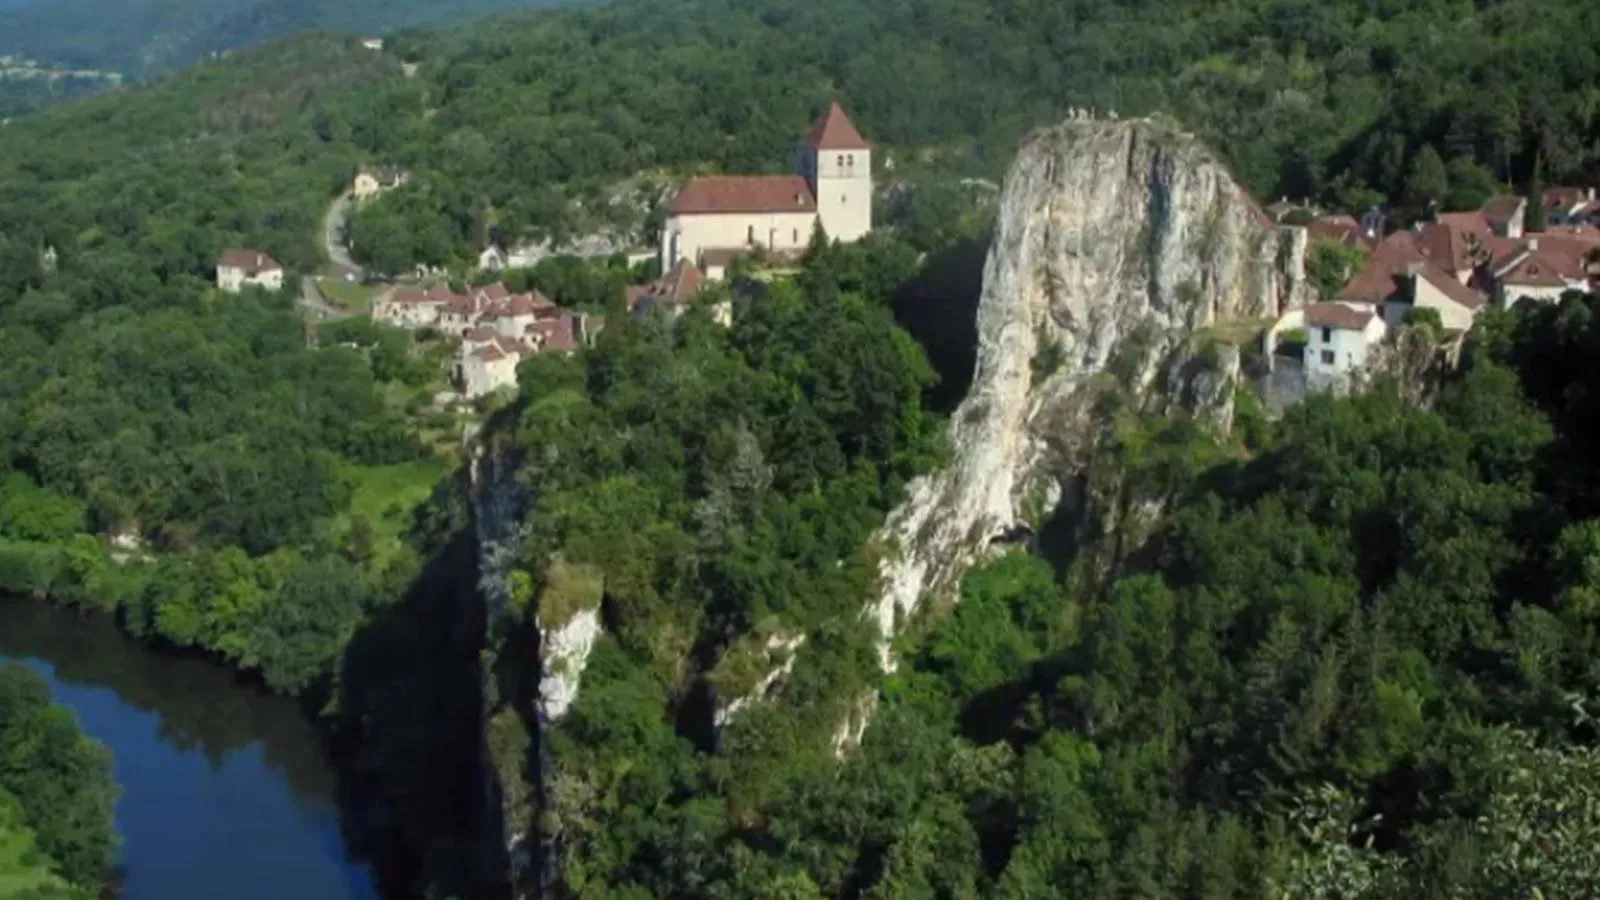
[{"x1": 321, "y1": 193, "x2": 362, "y2": 276}]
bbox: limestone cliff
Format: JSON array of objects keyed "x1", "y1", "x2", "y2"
[{"x1": 870, "y1": 116, "x2": 1310, "y2": 669}]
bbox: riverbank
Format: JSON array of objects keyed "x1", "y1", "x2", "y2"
[{"x1": 0, "y1": 599, "x2": 379, "y2": 900}]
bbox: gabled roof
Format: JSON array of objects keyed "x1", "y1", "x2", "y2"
[
  {"x1": 1500, "y1": 252, "x2": 1570, "y2": 287},
  {"x1": 1307, "y1": 215, "x2": 1365, "y2": 247},
  {"x1": 1339, "y1": 231, "x2": 1426, "y2": 305},
  {"x1": 802, "y1": 102, "x2": 873, "y2": 150},
  {"x1": 628, "y1": 260, "x2": 706, "y2": 312},
  {"x1": 1419, "y1": 213, "x2": 1491, "y2": 273},
  {"x1": 1481, "y1": 194, "x2": 1524, "y2": 226},
  {"x1": 1304, "y1": 302, "x2": 1376, "y2": 330},
  {"x1": 1544, "y1": 186, "x2": 1591, "y2": 212},
  {"x1": 219, "y1": 249, "x2": 281, "y2": 275},
  {"x1": 672, "y1": 175, "x2": 816, "y2": 215}
]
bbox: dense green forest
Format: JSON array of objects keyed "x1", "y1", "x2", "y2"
[
  {"x1": 0, "y1": 37, "x2": 455, "y2": 694},
  {"x1": 0, "y1": 0, "x2": 1598, "y2": 894},
  {"x1": 489, "y1": 260, "x2": 1600, "y2": 895},
  {"x1": 0, "y1": 663, "x2": 117, "y2": 897},
  {"x1": 337, "y1": 0, "x2": 1600, "y2": 269},
  {"x1": 0, "y1": 0, "x2": 585, "y2": 78}
]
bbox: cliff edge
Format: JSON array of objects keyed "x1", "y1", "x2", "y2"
[{"x1": 870, "y1": 116, "x2": 1310, "y2": 668}]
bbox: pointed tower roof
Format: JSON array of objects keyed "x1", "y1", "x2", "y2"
[{"x1": 802, "y1": 102, "x2": 873, "y2": 150}]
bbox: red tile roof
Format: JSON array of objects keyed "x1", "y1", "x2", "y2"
[
  {"x1": 1501, "y1": 252, "x2": 1570, "y2": 287},
  {"x1": 1304, "y1": 302, "x2": 1376, "y2": 330},
  {"x1": 531, "y1": 315, "x2": 579, "y2": 352},
  {"x1": 1481, "y1": 195, "x2": 1524, "y2": 227},
  {"x1": 1339, "y1": 231, "x2": 1426, "y2": 305},
  {"x1": 802, "y1": 102, "x2": 873, "y2": 150},
  {"x1": 1420, "y1": 213, "x2": 1492, "y2": 274},
  {"x1": 1545, "y1": 186, "x2": 1592, "y2": 212},
  {"x1": 464, "y1": 327, "x2": 498, "y2": 342},
  {"x1": 219, "y1": 249, "x2": 281, "y2": 275},
  {"x1": 476, "y1": 282, "x2": 511, "y2": 303},
  {"x1": 1308, "y1": 215, "x2": 1365, "y2": 247},
  {"x1": 629, "y1": 261, "x2": 706, "y2": 311},
  {"x1": 472, "y1": 345, "x2": 507, "y2": 362},
  {"x1": 672, "y1": 175, "x2": 817, "y2": 215}
]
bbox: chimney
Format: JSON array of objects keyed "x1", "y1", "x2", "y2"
[
  {"x1": 1529, "y1": 238, "x2": 1540, "y2": 251},
  {"x1": 1406, "y1": 262, "x2": 1424, "y2": 277}
]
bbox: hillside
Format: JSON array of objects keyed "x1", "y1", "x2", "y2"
[
  {"x1": 0, "y1": 0, "x2": 1599, "y2": 896},
  {"x1": 0, "y1": 0, "x2": 588, "y2": 78}
]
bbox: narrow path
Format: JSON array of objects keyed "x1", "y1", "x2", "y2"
[
  {"x1": 298, "y1": 275, "x2": 354, "y2": 321},
  {"x1": 321, "y1": 193, "x2": 362, "y2": 276}
]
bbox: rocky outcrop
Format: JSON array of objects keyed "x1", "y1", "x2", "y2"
[
  {"x1": 537, "y1": 607, "x2": 601, "y2": 724},
  {"x1": 871, "y1": 116, "x2": 1310, "y2": 668}
]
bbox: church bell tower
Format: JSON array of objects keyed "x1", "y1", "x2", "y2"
[{"x1": 797, "y1": 101, "x2": 874, "y2": 243}]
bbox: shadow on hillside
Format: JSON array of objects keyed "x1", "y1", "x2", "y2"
[
  {"x1": 892, "y1": 236, "x2": 990, "y2": 416},
  {"x1": 333, "y1": 504, "x2": 509, "y2": 900}
]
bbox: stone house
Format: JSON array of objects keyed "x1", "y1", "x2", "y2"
[
  {"x1": 660, "y1": 102, "x2": 873, "y2": 279},
  {"x1": 216, "y1": 249, "x2": 284, "y2": 293},
  {"x1": 1336, "y1": 230, "x2": 1486, "y2": 331},
  {"x1": 1543, "y1": 187, "x2": 1598, "y2": 227},
  {"x1": 352, "y1": 166, "x2": 406, "y2": 201},
  {"x1": 1490, "y1": 234, "x2": 1600, "y2": 305},
  {"x1": 1304, "y1": 302, "x2": 1388, "y2": 393},
  {"x1": 1481, "y1": 195, "x2": 1526, "y2": 238}
]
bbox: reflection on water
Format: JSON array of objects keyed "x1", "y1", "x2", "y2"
[{"x1": 0, "y1": 599, "x2": 380, "y2": 900}]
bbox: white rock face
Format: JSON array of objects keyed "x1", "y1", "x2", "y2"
[
  {"x1": 538, "y1": 608, "x2": 602, "y2": 724},
  {"x1": 871, "y1": 117, "x2": 1310, "y2": 669},
  {"x1": 713, "y1": 632, "x2": 807, "y2": 730}
]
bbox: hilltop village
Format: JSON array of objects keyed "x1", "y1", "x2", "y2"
[
  {"x1": 210, "y1": 101, "x2": 1599, "y2": 406},
  {"x1": 216, "y1": 103, "x2": 881, "y2": 400},
  {"x1": 1263, "y1": 189, "x2": 1600, "y2": 392}
]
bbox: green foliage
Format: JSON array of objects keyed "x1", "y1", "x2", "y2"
[
  {"x1": 0, "y1": 663, "x2": 118, "y2": 891},
  {"x1": 1402, "y1": 144, "x2": 1449, "y2": 220},
  {"x1": 1306, "y1": 240, "x2": 1369, "y2": 301},
  {"x1": 1402, "y1": 306, "x2": 1443, "y2": 335},
  {"x1": 0, "y1": 786, "x2": 92, "y2": 900}
]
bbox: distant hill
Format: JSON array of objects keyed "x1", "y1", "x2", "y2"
[{"x1": 0, "y1": 0, "x2": 590, "y2": 76}]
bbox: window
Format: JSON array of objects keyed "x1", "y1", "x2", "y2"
[
  {"x1": 842, "y1": 194, "x2": 847, "y2": 205},
  {"x1": 792, "y1": 229, "x2": 799, "y2": 244},
  {"x1": 837, "y1": 154, "x2": 845, "y2": 167},
  {"x1": 847, "y1": 154, "x2": 855, "y2": 168},
  {"x1": 1320, "y1": 350, "x2": 1335, "y2": 365},
  {"x1": 747, "y1": 225, "x2": 755, "y2": 243},
  {"x1": 1320, "y1": 327, "x2": 1332, "y2": 343}
]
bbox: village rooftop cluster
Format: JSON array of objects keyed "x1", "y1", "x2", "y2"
[{"x1": 1263, "y1": 187, "x2": 1600, "y2": 392}]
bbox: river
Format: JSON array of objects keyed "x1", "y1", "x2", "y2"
[{"x1": 0, "y1": 600, "x2": 381, "y2": 900}]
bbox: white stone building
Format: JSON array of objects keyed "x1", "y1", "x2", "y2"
[
  {"x1": 1304, "y1": 302, "x2": 1387, "y2": 393},
  {"x1": 352, "y1": 166, "x2": 406, "y2": 201},
  {"x1": 216, "y1": 249, "x2": 284, "y2": 293},
  {"x1": 659, "y1": 102, "x2": 874, "y2": 279}
]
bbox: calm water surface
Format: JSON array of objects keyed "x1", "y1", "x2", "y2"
[{"x1": 0, "y1": 600, "x2": 381, "y2": 900}]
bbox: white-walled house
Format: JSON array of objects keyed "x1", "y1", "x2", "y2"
[
  {"x1": 1304, "y1": 302, "x2": 1388, "y2": 393},
  {"x1": 352, "y1": 166, "x2": 406, "y2": 201},
  {"x1": 216, "y1": 249, "x2": 284, "y2": 293},
  {"x1": 659, "y1": 102, "x2": 873, "y2": 279}
]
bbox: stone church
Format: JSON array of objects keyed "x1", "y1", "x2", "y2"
[{"x1": 659, "y1": 102, "x2": 874, "y2": 279}]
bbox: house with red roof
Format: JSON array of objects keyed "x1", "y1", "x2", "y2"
[
  {"x1": 1544, "y1": 187, "x2": 1598, "y2": 227},
  {"x1": 1490, "y1": 233, "x2": 1600, "y2": 305},
  {"x1": 1336, "y1": 230, "x2": 1486, "y2": 331},
  {"x1": 216, "y1": 249, "x2": 284, "y2": 293},
  {"x1": 660, "y1": 102, "x2": 873, "y2": 280},
  {"x1": 1294, "y1": 302, "x2": 1389, "y2": 394}
]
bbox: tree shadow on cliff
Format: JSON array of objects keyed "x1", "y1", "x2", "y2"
[
  {"x1": 332, "y1": 470, "x2": 508, "y2": 900},
  {"x1": 891, "y1": 235, "x2": 990, "y2": 415}
]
